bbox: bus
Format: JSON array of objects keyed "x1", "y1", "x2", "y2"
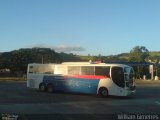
[{"x1": 27, "y1": 62, "x2": 136, "y2": 97}]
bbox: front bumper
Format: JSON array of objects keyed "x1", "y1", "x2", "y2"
[{"x1": 125, "y1": 86, "x2": 136, "y2": 96}]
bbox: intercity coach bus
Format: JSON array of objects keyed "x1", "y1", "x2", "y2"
[{"x1": 27, "y1": 62, "x2": 136, "y2": 97}]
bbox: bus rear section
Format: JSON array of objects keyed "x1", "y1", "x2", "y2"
[{"x1": 27, "y1": 63, "x2": 55, "y2": 89}]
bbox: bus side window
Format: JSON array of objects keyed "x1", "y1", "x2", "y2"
[
  {"x1": 43, "y1": 66, "x2": 54, "y2": 74},
  {"x1": 81, "y1": 66, "x2": 94, "y2": 75},
  {"x1": 29, "y1": 66, "x2": 34, "y2": 73},
  {"x1": 68, "y1": 66, "x2": 80, "y2": 75},
  {"x1": 95, "y1": 67, "x2": 110, "y2": 77},
  {"x1": 29, "y1": 66, "x2": 43, "y2": 74}
]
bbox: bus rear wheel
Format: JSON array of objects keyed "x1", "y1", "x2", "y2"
[
  {"x1": 99, "y1": 87, "x2": 108, "y2": 97},
  {"x1": 47, "y1": 84, "x2": 54, "y2": 93},
  {"x1": 39, "y1": 83, "x2": 46, "y2": 92}
]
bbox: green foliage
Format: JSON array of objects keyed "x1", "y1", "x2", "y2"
[
  {"x1": 128, "y1": 46, "x2": 150, "y2": 78},
  {"x1": 133, "y1": 66, "x2": 150, "y2": 79},
  {"x1": 149, "y1": 51, "x2": 160, "y2": 57},
  {"x1": 59, "y1": 52, "x2": 83, "y2": 61},
  {"x1": 1, "y1": 46, "x2": 160, "y2": 78},
  {"x1": 0, "y1": 48, "x2": 129, "y2": 74},
  {"x1": 129, "y1": 46, "x2": 149, "y2": 62},
  {"x1": 0, "y1": 48, "x2": 62, "y2": 73}
]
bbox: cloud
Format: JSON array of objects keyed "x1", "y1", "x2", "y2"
[
  {"x1": 31, "y1": 44, "x2": 86, "y2": 53},
  {"x1": 53, "y1": 45, "x2": 85, "y2": 53}
]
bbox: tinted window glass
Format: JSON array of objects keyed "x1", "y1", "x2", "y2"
[
  {"x1": 29, "y1": 66, "x2": 40, "y2": 73},
  {"x1": 29, "y1": 65, "x2": 54, "y2": 74},
  {"x1": 43, "y1": 66, "x2": 54, "y2": 74},
  {"x1": 111, "y1": 67, "x2": 124, "y2": 88},
  {"x1": 29, "y1": 66, "x2": 34, "y2": 73},
  {"x1": 95, "y1": 67, "x2": 110, "y2": 77},
  {"x1": 81, "y1": 66, "x2": 94, "y2": 75},
  {"x1": 68, "y1": 66, "x2": 80, "y2": 75}
]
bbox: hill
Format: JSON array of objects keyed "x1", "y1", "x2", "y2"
[
  {"x1": 0, "y1": 48, "x2": 61, "y2": 72},
  {"x1": 149, "y1": 51, "x2": 160, "y2": 58},
  {"x1": 0, "y1": 47, "x2": 160, "y2": 74}
]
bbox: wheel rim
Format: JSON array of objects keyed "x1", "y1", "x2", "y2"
[
  {"x1": 99, "y1": 88, "x2": 108, "y2": 97},
  {"x1": 47, "y1": 85, "x2": 53, "y2": 93},
  {"x1": 40, "y1": 85, "x2": 45, "y2": 91},
  {"x1": 102, "y1": 89, "x2": 107, "y2": 96}
]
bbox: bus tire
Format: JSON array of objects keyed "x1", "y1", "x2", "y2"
[
  {"x1": 39, "y1": 83, "x2": 46, "y2": 92},
  {"x1": 98, "y1": 87, "x2": 108, "y2": 97},
  {"x1": 47, "y1": 84, "x2": 54, "y2": 93}
]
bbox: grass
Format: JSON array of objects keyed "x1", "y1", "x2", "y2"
[
  {"x1": 0, "y1": 77, "x2": 26, "y2": 81},
  {"x1": 149, "y1": 51, "x2": 160, "y2": 57}
]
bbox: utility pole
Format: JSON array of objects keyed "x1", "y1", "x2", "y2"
[{"x1": 42, "y1": 56, "x2": 43, "y2": 64}]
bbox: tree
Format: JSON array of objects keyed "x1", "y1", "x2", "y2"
[
  {"x1": 129, "y1": 46, "x2": 150, "y2": 79},
  {"x1": 0, "y1": 48, "x2": 63, "y2": 74},
  {"x1": 129, "y1": 46, "x2": 149, "y2": 62}
]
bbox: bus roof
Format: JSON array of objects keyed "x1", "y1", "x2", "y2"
[
  {"x1": 61, "y1": 62, "x2": 130, "y2": 67},
  {"x1": 28, "y1": 63, "x2": 57, "y2": 66},
  {"x1": 28, "y1": 62, "x2": 131, "y2": 68},
  {"x1": 62, "y1": 62, "x2": 91, "y2": 65}
]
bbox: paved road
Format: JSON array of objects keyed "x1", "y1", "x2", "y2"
[{"x1": 0, "y1": 81, "x2": 160, "y2": 120}]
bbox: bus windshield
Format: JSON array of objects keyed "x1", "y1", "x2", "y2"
[
  {"x1": 111, "y1": 66, "x2": 135, "y2": 88},
  {"x1": 124, "y1": 67, "x2": 135, "y2": 87},
  {"x1": 124, "y1": 67, "x2": 134, "y2": 81},
  {"x1": 111, "y1": 67, "x2": 125, "y2": 88}
]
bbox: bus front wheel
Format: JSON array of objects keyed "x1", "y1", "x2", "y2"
[
  {"x1": 47, "y1": 84, "x2": 54, "y2": 93},
  {"x1": 99, "y1": 87, "x2": 108, "y2": 97},
  {"x1": 39, "y1": 83, "x2": 46, "y2": 92}
]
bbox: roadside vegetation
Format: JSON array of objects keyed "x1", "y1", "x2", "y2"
[{"x1": 0, "y1": 46, "x2": 160, "y2": 80}]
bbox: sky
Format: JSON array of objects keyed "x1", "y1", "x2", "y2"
[{"x1": 0, "y1": 0, "x2": 160, "y2": 55}]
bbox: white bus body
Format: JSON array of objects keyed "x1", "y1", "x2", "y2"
[{"x1": 27, "y1": 62, "x2": 136, "y2": 97}]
